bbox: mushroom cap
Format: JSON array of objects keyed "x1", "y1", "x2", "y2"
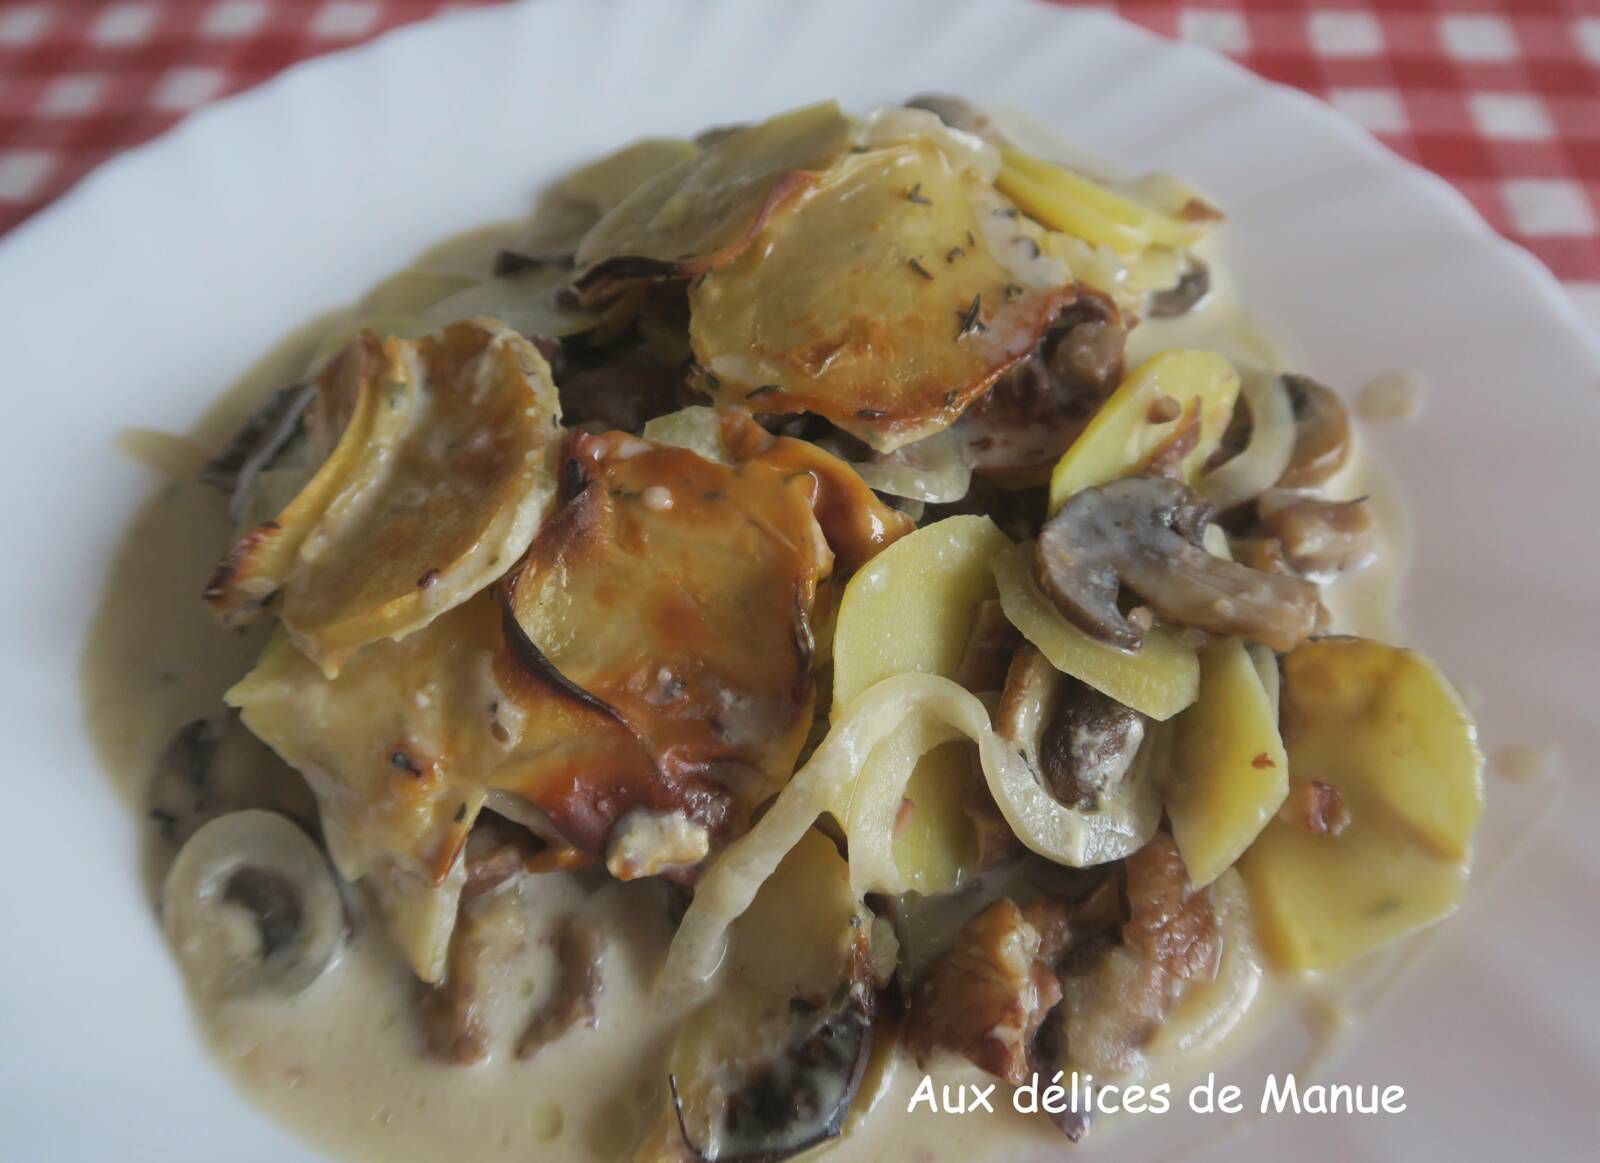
[
  {"x1": 1278, "y1": 373, "x2": 1352, "y2": 488},
  {"x1": 1035, "y1": 475, "x2": 1320, "y2": 653}
]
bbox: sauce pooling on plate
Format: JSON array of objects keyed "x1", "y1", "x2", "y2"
[{"x1": 83, "y1": 99, "x2": 1481, "y2": 1163}]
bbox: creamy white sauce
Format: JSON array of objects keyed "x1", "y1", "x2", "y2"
[
  {"x1": 1357, "y1": 372, "x2": 1427, "y2": 423},
  {"x1": 81, "y1": 208, "x2": 1422, "y2": 1163}
]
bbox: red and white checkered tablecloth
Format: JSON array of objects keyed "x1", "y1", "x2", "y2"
[{"x1": 3, "y1": 1, "x2": 1598, "y2": 327}]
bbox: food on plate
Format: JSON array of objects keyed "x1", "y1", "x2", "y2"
[{"x1": 123, "y1": 96, "x2": 1480, "y2": 1162}]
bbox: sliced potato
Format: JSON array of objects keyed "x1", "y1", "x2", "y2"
[
  {"x1": 206, "y1": 334, "x2": 390, "y2": 627},
  {"x1": 1240, "y1": 637, "x2": 1484, "y2": 972},
  {"x1": 575, "y1": 101, "x2": 854, "y2": 293},
  {"x1": 1165, "y1": 638, "x2": 1289, "y2": 888},
  {"x1": 668, "y1": 828, "x2": 874, "y2": 1162},
  {"x1": 690, "y1": 140, "x2": 1073, "y2": 452},
  {"x1": 209, "y1": 321, "x2": 564, "y2": 677},
  {"x1": 831, "y1": 515, "x2": 1012, "y2": 711},
  {"x1": 991, "y1": 540, "x2": 1198, "y2": 721},
  {"x1": 562, "y1": 137, "x2": 699, "y2": 217},
  {"x1": 998, "y1": 149, "x2": 1214, "y2": 256},
  {"x1": 1047, "y1": 349, "x2": 1240, "y2": 513}
]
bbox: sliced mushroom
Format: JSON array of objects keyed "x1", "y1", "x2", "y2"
[
  {"x1": 953, "y1": 293, "x2": 1127, "y2": 481},
  {"x1": 1145, "y1": 255, "x2": 1211, "y2": 319},
  {"x1": 996, "y1": 644, "x2": 1146, "y2": 811},
  {"x1": 516, "y1": 916, "x2": 603, "y2": 1059},
  {"x1": 1035, "y1": 475, "x2": 1321, "y2": 653},
  {"x1": 1277, "y1": 374, "x2": 1352, "y2": 488},
  {"x1": 147, "y1": 715, "x2": 318, "y2": 850},
  {"x1": 162, "y1": 810, "x2": 344, "y2": 998},
  {"x1": 1258, "y1": 491, "x2": 1376, "y2": 579}
]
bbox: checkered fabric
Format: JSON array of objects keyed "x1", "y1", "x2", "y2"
[{"x1": 2, "y1": 1, "x2": 1598, "y2": 324}]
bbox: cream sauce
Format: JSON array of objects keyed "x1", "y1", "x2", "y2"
[{"x1": 82, "y1": 209, "x2": 1420, "y2": 1163}]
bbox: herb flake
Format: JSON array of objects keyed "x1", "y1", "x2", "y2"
[
  {"x1": 955, "y1": 294, "x2": 987, "y2": 339},
  {"x1": 905, "y1": 182, "x2": 932, "y2": 206},
  {"x1": 907, "y1": 257, "x2": 935, "y2": 281}
]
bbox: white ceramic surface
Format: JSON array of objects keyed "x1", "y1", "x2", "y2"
[{"x1": 1, "y1": 0, "x2": 1596, "y2": 1159}]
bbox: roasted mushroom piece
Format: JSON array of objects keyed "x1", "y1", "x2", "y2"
[
  {"x1": 903, "y1": 93, "x2": 1004, "y2": 141},
  {"x1": 1035, "y1": 475, "x2": 1321, "y2": 653},
  {"x1": 162, "y1": 810, "x2": 344, "y2": 998},
  {"x1": 1277, "y1": 373, "x2": 1352, "y2": 488},
  {"x1": 995, "y1": 644, "x2": 1147, "y2": 811}
]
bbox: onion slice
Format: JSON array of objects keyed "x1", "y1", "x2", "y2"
[
  {"x1": 1198, "y1": 368, "x2": 1296, "y2": 511},
  {"x1": 659, "y1": 672, "x2": 1159, "y2": 1005}
]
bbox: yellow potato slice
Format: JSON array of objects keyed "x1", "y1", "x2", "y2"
[
  {"x1": 575, "y1": 101, "x2": 854, "y2": 292},
  {"x1": 209, "y1": 321, "x2": 564, "y2": 677},
  {"x1": 690, "y1": 140, "x2": 1074, "y2": 452},
  {"x1": 998, "y1": 149, "x2": 1214, "y2": 255},
  {"x1": 829, "y1": 515, "x2": 1010, "y2": 891},
  {"x1": 991, "y1": 539, "x2": 1199, "y2": 721},
  {"x1": 1047, "y1": 349, "x2": 1240, "y2": 512},
  {"x1": 889, "y1": 741, "x2": 982, "y2": 895},
  {"x1": 1166, "y1": 638, "x2": 1289, "y2": 888},
  {"x1": 1240, "y1": 637, "x2": 1484, "y2": 972},
  {"x1": 831, "y1": 514, "x2": 1012, "y2": 711}
]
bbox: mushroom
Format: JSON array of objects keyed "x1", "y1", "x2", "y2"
[
  {"x1": 996, "y1": 644, "x2": 1146, "y2": 811},
  {"x1": 1258, "y1": 491, "x2": 1376, "y2": 579},
  {"x1": 1277, "y1": 374, "x2": 1352, "y2": 488},
  {"x1": 162, "y1": 810, "x2": 344, "y2": 998},
  {"x1": 954, "y1": 293, "x2": 1127, "y2": 480},
  {"x1": 146, "y1": 715, "x2": 319, "y2": 850},
  {"x1": 1146, "y1": 256, "x2": 1211, "y2": 319},
  {"x1": 1034, "y1": 475, "x2": 1321, "y2": 653}
]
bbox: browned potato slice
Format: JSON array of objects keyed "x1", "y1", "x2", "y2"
[
  {"x1": 575, "y1": 101, "x2": 854, "y2": 296},
  {"x1": 207, "y1": 321, "x2": 563, "y2": 677},
  {"x1": 499, "y1": 430, "x2": 836, "y2": 827},
  {"x1": 1240, "y1": 637, "x2": 1484, "y2": 972},
  {"x1": 226, "y1": 595, "x2": 661, "y2": 979},
  {"x1": 689, "y1": 140, "x2": 1074, "y2": 451}
]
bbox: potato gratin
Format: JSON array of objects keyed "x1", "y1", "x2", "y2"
[{"x1": 140, "y1": 98, "x2": 1483, "y2": 1162}]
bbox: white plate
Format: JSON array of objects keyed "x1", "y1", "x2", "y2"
[{"x1": 1, "y1": 0, "x2": 1595, "y2": 1159}]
